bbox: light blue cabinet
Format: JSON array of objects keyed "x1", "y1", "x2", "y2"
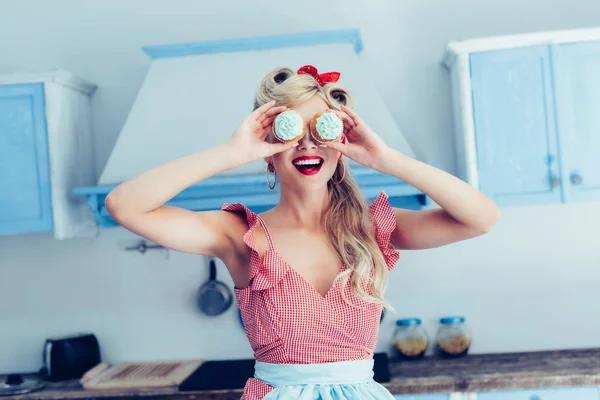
[
  {"x1": 470, "y1": 45, "x2": 561, "y2": 206},
  {"x1": 0, "y1": 84, "x2": 53, "y2": 234},
  {"x1": 446, "y1": 31, "x2": 600, "y2": 207},
  {"x1": 478, "y1": 386, "x2": 599, "y2": 400},
  {"x1": 0, "y1": 72, "x2": 96, "y2": 238},
  {"x1": 553, "y1": 41, "x2": 600, "y2": 203},
  {"x1": 394, "y1": 395, "x2": 448, "y2": 400}
]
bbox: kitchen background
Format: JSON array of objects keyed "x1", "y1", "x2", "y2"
[{"x1": 1, "y1": 0, "x2": 600, "y2": 375}]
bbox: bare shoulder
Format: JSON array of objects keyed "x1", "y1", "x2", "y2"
[
  {"x1": 217, "y1": 207, "x2": 261, "y2": 287},
  {"x1": 212, "y1": 208, "x2": 253, "y2": 262}
]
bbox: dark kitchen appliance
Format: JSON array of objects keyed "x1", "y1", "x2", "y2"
[{"x1": 39, "y1": 333, "x2": 101, "y2": 381}]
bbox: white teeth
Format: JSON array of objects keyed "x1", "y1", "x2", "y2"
[{"x1": 293, "y1": 159, "x2": 322, "y2": 166}]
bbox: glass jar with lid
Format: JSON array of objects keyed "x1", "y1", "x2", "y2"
[
  {"x1": 392, "y1": 318, "x2": 429, "y2": 360},
  {"x1": 435, "y1": 316, "x2": 472, "y2": 358}
]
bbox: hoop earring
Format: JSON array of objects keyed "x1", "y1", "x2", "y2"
[
  {"x1": 332, "y1": 161, "x2": 345, "y2": 185},
  {"x1": 266, "y1": 163, "x2": 277, "y2": 190}
]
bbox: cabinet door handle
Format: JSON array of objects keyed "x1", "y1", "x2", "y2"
[
  {"x1": 549, "y1": 176, "x2": 561, "y2": 188},
  {"x1": 570, "y1": 173, "x2": 583, "y2": 186}
]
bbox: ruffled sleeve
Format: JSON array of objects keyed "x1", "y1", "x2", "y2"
[
  {"x1": 221, "y1": 203, "x2": 289, "y2": 291},
  {"x1": 369, "y1": 192, "x2": 400, "y2": 271}
]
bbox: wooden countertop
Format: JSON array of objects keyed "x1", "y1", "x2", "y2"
[
  {"x1": 386, "y1": 348, "x2": 600, "y2": 394},
  {"x1": 5, "y1": 348, "x2": 600, "y2": 399}
]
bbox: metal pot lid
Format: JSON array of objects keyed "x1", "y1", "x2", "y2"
[{"x1": 0, "y1": 375, "x2": 45, "y2": 396}]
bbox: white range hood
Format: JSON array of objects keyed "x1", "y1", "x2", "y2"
[
  {"x1": 98, "y1": 29, "x2": 416, "y2": 185},
  {"x1": 76, "y1": 30, "x2": 427, "y2": 229}
]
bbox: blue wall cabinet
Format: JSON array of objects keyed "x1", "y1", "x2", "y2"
[
  {"x1": 0, "y1": 72, "x2": 97, "y2": 238},
  {"x1": 478, "y1": 386, "x2": 599, "y2": 400},
  {"x1": 469, "y1": 45, "x2": 561, "y2": 206},
  {"x1": 445, "y1": 29, "x2": 600, "y2": 206},
  {"x1": 0, "y1": 84, "x2": 53, "y2": 234},
  {"x1": 553, "y1": 41, "x2": 600, "y2": 203}
]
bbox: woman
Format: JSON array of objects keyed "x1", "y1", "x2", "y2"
[{"x1": 105, "y1": 65, "x2": 499, "y2": 399}]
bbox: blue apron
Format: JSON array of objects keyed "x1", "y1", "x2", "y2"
[{"x1": 255, "y1": 359, "x2": 396, "y2": 399}]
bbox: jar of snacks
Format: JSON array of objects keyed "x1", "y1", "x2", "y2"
[
  {"x1": 435, "y1": 316, "x2": 472, "y2": 358},
  {"x1": 392, "y1": 318, "x2": 429, "y2": 360}
]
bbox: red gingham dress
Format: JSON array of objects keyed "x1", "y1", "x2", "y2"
[{"x1": 221, "y1": 192, "x2": 400, "y2": 400}]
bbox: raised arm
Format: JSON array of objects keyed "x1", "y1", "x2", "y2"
[
  {"x1": 105, "y1": 101, "x2": 296, "y2": 260},
  {"x1": 375, "y1": 150, "x2": 499, "y2": 250},
  {"x1": 326, "y1": 105, "x2": 499, "y2": 250}
]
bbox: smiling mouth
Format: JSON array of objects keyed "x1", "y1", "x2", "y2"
[{"x1": 292, "y1": 156, "x2": 324, "y2": 176}]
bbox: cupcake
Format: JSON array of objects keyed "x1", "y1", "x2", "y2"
[
  {"x1": 273, "y1": 110, "x2": 306, "y2": 143},
  {"x1": 310, "y1": 111, "x2": 344, "y2": 143}
]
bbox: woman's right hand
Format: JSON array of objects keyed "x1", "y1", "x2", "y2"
[{"x1": 228, "y1": 100, "x2": 298, "y2": 163}]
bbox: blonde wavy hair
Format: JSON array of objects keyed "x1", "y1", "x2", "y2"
[{"x1": 254, "y1": 67, "x2": 392, "y2": 310}]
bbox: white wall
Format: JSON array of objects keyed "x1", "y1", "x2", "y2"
[{"x1": 2, "y1": 0, "x2": 600, "y2": 374}]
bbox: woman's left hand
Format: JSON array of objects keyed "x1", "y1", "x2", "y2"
[{"x1": 323, "y1": 105, "x2": 390, "y2": 170}]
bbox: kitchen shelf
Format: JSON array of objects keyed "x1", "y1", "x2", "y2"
[{"x1": 74, "y1": 166, "x2": 430, "y2": 228}]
